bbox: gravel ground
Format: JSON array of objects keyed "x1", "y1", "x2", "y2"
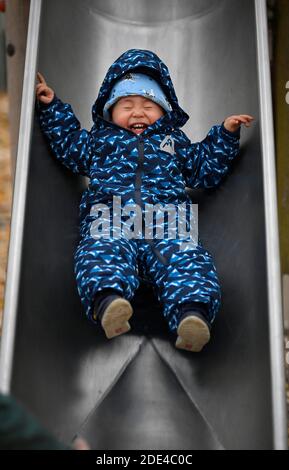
[{"x1": 0, "y1": 92, "x2": 12, "y2": 334}]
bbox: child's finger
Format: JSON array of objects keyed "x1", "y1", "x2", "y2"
[
  {"x1": 234, "y1": 116, "x2": 252, "y2": 124},
  {"x1": 227, "y1": 116, "x2": 243, "y2": 125},
  {"x1": 37, "y1": 72, "x2": 44, "y2": 83},
  {"x1": 236, "y1": 118, "x2": 253, "y2": 127},
  {"x1": 38, "y1": 94, "x2": 52, "y2": 104},
  {"x1": 230, "y1": 117, "x2": 252, "y2": 128},
  {"x1": 238, "y1": 115, "x2": 254, "y2": 121},
  {"x1": 229, "y1": 117, "x2": 241, "y2": 124},
  {"x1": 36, "y1": 83, "x2": 45, "y2": 91},
  {"x1": 230, "y1": 115, "x2": 254, "y2": 121},
  {"x1": 36, "y1": 84, "x2": 47, "y2": 95},
  {"x1": 37, "y1": 72, "x2": 46, "y2": 85}
]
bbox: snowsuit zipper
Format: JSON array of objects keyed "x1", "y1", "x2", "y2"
[
  {"x1": 135, "y1": 135, "x2": 168, "y2": 266},
  {"x1": 135, "y1": 136, "x2": 144, "y2": 209}
]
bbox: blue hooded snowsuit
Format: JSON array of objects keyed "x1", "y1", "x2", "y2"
[{"x1": 38, "y1": 49, "x2": 240, "y2": 334}]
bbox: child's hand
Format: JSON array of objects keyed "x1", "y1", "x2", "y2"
[
  {"x1": 223, "y1": 115, "x2": 254, "y2": 133},
  {"x1": 36, "y1": 72, "x2": 55, "y2": 104},
  {"x1": 72, "y1": 437, "x2": 90, "y2": 450}
]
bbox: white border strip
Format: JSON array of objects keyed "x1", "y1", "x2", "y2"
[
  {"x1": 0, "y1": 0, "x2": 42, "y2": 393},
  {"x1": 255, "y1": 0, "x2": 287, "y2": 450}
]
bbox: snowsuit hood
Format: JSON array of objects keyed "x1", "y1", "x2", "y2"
[{"x1": 92, "y1": 49, "x2": 189, "y2": 128}]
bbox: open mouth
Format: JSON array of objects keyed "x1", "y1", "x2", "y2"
[{"x1": 129, "y1": 123, "x2": 148, "y2": 133}]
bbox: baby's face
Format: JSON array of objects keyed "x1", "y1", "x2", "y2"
[{"x1": 111, "y1": 95, "x2": 165, "y2": 135}]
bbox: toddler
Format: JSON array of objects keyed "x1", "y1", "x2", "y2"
[{"x1": 36, "y1": 49, "x2": 253, "y2": 352}]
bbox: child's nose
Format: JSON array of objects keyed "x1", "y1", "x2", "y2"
[{"x1": 132, "y1": 108, "x2": 145, "y2": 116}]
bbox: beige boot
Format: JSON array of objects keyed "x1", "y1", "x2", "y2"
[
  {"x1": 101, "y1": 298, "x2": 133, "y2": 339},
  {"x1": 176, "y1": 315, "x2": 211, "y2": 352}
]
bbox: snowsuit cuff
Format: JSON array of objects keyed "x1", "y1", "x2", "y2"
[
  {"x1": 36, "y1": 94, "x2": 58, "y2": 112},
  {"x1": 220, "y1": 122, "x2": 241, "y2": 139}
]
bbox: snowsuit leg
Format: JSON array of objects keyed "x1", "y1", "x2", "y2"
[
  {"x1": 138, "y1": 239, "x2": 221, "y2": 334},
  {"x1": 74, "y1": 236, "x2": 140, "y2": 321}
]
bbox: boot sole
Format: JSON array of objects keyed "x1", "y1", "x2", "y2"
[
  {"x1": 101, "y1": 298, "x2": 133, "y2": 339},
  {"x1": 176, "y1": 316, "x2": 211, "y2": 352}
]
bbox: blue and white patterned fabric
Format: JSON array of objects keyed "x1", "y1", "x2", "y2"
[
  {"x1": 103, "y1": 72, "x2": 172, "y2": 120},
  {"x1": 38, "y1": 49, "x2": 240, "y2": 333}
]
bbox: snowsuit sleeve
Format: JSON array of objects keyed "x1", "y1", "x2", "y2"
[
  {"x1": 181, "y1": 123, "x2": 240, "y2": 189},
  {"x1": 37, "y1": 96, "x2": 92, "y2": 177}
]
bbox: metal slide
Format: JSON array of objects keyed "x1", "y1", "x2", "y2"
[{"x1": 0, "y1": 0, "x2": 287, "y2": 449}]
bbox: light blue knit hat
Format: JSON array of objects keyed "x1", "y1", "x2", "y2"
[{"x1": 103, "y1": 72, "x2": 172, "y2": 120}]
